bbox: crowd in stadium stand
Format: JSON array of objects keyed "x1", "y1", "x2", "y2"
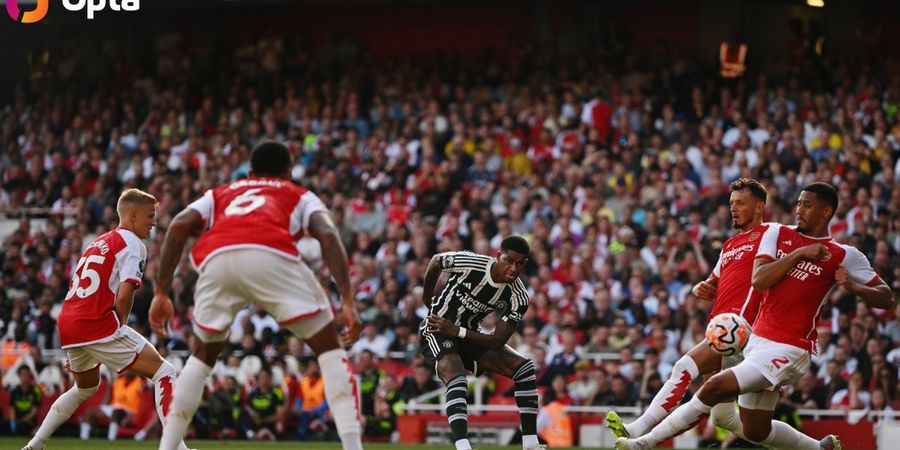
[{"x1": 1, "y1": 25, "x2": 900, "y2": 444}]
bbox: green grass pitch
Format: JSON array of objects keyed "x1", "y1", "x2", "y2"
[{"x1": 0, "y1": 438, "x2": 617, "y2": 450}]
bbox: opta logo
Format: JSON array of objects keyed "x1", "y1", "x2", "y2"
[
  {"x1": 6, "y1": 0, "x2": 140, "y2": 23},
  {"x1": 63, "y1": 0, "x2": 140, "y2": 20},
  {"x1": 6, "y1": 0, "x2": 49, "y2": 23}
]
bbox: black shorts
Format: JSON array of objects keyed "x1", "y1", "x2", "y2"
[{"x1": 420, "y1": 330, "x2": 488, "y2": 374}]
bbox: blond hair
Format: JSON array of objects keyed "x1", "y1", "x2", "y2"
[{"x1": 117, "y1": 188, "x2": 158, "y2": 217}]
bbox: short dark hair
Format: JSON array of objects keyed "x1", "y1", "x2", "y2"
[
  {"x1": 500, "y1": 235, "x2": 530, "y2": 256},
  {"x1": 802, "y1": 182, "x2": 839, "y2": 215},
  {"x1": 729, "y1": 178, "x2": 768, "y2": 203},
  {"x1": 250, "y1": 141, "x2": 292, "y2": 177}
]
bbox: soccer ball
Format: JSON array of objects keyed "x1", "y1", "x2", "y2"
[{"x1": 705, "y1": 313, "x2": 752, "y2": 356}]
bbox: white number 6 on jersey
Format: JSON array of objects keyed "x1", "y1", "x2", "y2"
[
  {"x1": 65, "y1": 255, "x2": 105, "y2": 300},
  {"x1": 225, "y1": 188, "x2": 267, "y2": 216}
]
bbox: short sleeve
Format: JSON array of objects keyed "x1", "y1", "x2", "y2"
[
  {"x1": 296, "y1": 191, "x2": 329, "y2": 233},
  {"x1": 840, "y1": 245, "x2": 881, "y2": 286},
  {"x1": 436, "y1": 251, "x2": 486, "y2": 273},
  {"x1": 711, "y1": 248, "x2": 724, "y2": 278},
  {"x1": 117, "y1": 234, "x2": 146, "y2": 287},
  {"x1": 187, "y1": 190, "x2": 214, "y2": 227},
  {"x1": 755, "y1": 224, "x2": 781, "y2": 261},
  {"x1": 500, "y1": 279, "x2": 530, "y2": 327}
]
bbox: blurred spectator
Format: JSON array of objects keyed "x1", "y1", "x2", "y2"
[
  {"x1": 81, "y1": 371, "x2": 144, "y2": 440},
  {"x1": 7, "y1": 366, "x2": 41, "y2": 435},
  {"x1": 356, "y1": 350, "x2": 385, "y2": 417},
  {"x1": 242, "y1": 367, "x2": 284, "y2": 440},
  {"x1": 350, "y1": 324, "x2": 390, "y2": 357},
  {"x1": 398, "y1": 365, "x2": 440, "y2": 407},
  {"x1": 831, "y1": 371, "x2": 870, "y2": 410},
  {"x1": 567, "y1": 360, "x2": 596, "y2": 404},
  {"x1": 294, "y1": 360, "x2": 327, "y2": 441},
  {"x1": 204, "y1": 375, "x2": 243, "y2": 439}
]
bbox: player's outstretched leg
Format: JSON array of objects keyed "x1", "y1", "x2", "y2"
[
  {"x1": 614, "y1": 341, "x2": 718, "y2": 439},
  {"x1": 23, "y1": 367, "x2": 100, "y2": 450},
  {"x1": 476, "y1": 347, "x2": 543, "y2": 450},
  {"x1": 286, "y1": 315, "x2": 363, "y2": 450}
]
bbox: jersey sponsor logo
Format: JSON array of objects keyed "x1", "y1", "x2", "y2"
[
  {"x1": 720, "y1": 244, "x2": 756, "y2": 268},
  {"x1": 456, "y1": 291, "x2": 492, "y2": 314},
  {"x1": 776, "y1": 249, "x2": 824, "y2": 281},
  {"x1": 462, "y1": 282, "x2": 472, "y2": 290},
  {"x1": 781, "y1": 240, "x2": 792, "y2": 246}
]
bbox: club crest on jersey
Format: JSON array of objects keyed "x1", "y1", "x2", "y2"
[
  {"x1": 749, "y1": 232, "x2": 760, "y2": 241},
  {"x1": 820, "y1": 250, "x2": 832, "y2": 262},
  {"x1": 443, "y1": 340, "x2": 454, "y2": 349}
]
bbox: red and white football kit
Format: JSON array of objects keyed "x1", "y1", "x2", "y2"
[
  {"x1": 708, "y1": 223, "x2": 770, "y2": 325},
  {"x1": 754, "y1": 224, "x2": 880, "y2": 353},
  {"x1": 187, "y1": 177, "x2": 334, "y2": 342},
  {"x1": 729, "y1": 223, "x2": 880, "y2": 409},
  {"x1": 58, "y1": 228, "x2": 150, "y2": 373}
]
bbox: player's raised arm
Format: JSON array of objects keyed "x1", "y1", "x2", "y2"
[{"x1": 308, "y1": 209, "x2": 361, "y2": 345}]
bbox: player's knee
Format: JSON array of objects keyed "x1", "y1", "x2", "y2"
[
  {"x1": 672, "y1": 354, "x2": 701, "y2": 378},
  {"x1": 710, "y1": 406, "x2": 736, "y2": 430},
  {"x1": 698, "y1": 376, "x2": 730, "y2": 404},
  {"x1": 743, "y1": 421, "x2": 771, "y2": 443},
  {"x1": 78, "y1": 384, "x2": 99, "y2": 400},
  {"x1": 436, "y1": 356, "x2": 464, "y2": 383}
]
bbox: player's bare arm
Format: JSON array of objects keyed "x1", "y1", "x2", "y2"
[
  {"x1": 421, "y1": 255, "x2": 443, "y2": 307},
  {"x1": 114, "y1": 281, "x2": 138, "y2": 325},
  {"x1": 835, "y1": 266, "x2": 894, "y2": 309},
  {"x1": 150, "y1": 208, "x2": 204, "y2": 338},
  {"x1": 309, "y1": 210, "x2": 361, "y2": 345},
  {"x1": 426, "y1": 314, "x2": 515, "y2": 351},
  {"x1": 691, "y1": 276, "x2": 718, "y2": 301},
  {"x1": 751, "y1": 243, "x2": 828, "y2": 290}
]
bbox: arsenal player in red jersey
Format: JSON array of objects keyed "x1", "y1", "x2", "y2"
[
  {"x1": 23, "y1": 189, "x2": 189, "y2": 450},
  {"x1": 617, "y1": 182, "x2": 893, "y2": 450},
  {"x1": 608, "y1": 178, "x2": 771, "y2": 441},
  {"x1": 150, "y1": 141, "x2": 363, "y2": 450}
]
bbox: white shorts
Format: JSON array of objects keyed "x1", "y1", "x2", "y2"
[
  {"x1": 66, "y1": 326, "x2": 149, "y2": 374},
  {"x1": 192, "y1": 249, "x2": 335, "y2": 343},
  {"x1": 731, "y1": 334, "x2": 810, "y2": 411}
]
